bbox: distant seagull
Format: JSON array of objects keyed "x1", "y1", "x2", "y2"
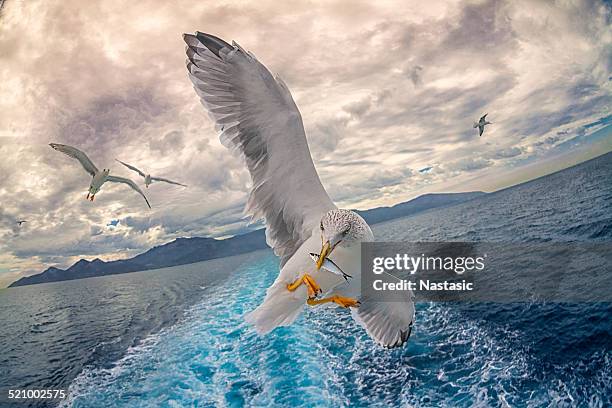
[
  {"x1": 419, "y1": 166, "x2": 433, "y2": 174},
  {"x1": 16, "y1": 220, "x2": 27, "y2": 226},
  {"x1": 115, "y1": 159, "x2": 187, "y2": 188},
  {"x1": 49, "y1": 143, "x2": 151, "y2": 208},
  {"x1": 474, "y1": 113, "x2": 492, "y2": 137}
]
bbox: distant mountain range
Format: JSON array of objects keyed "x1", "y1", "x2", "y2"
[{"x1": 9, "y1": 192, "x2": 485, "y2": 287}]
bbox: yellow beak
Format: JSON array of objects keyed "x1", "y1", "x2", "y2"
[{"x1": 316, "y1": 241, "x2": 332, "y2": 270}]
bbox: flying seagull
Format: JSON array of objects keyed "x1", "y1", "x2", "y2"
[
  {"x1": 474, "y1": 113, "x2": 492, "y2": 137},
  {"x1": 184, "y1": 32, "x2": 415, "y2": 348},
  {"x1": 16, "y1": 220, "x2": 27, "y2": 226},
  {"x1": 49, "y1": 143, "x2": 151, "y2": 208},
  {"x1": 115, "y1": 159, "x2": 187, "y2": 188}
]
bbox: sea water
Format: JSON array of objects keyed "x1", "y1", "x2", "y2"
[{"x1": 1, "y1": 152, "x2": 611, "y2": 407}]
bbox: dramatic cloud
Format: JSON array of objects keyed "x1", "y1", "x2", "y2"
[{"x1": 0, "y1": 0, "x2": 610, "y2": 286}]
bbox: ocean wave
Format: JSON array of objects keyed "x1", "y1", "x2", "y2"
[{"x1": 62, "y1": 254, "x2": 612, "y2": 407}]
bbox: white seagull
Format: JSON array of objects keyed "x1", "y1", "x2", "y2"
[
  {"x1": 474, "y1": 113, "x2": 492, "y2": 137},
  {"x1": 184, "y1": 32, "x2": 415, "y2": 348},
  {"x1": 49, "y1": 143, "x2": 151, "y2": 208},
  {"x1": 115, "y1": 159, "x2": 187, "y2": 188},
  {"x1": 16, "y1": 220, "x2": 27, "y2": 226}
]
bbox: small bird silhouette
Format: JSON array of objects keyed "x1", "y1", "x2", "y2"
[{"x1": 474, "y1": 113, "x2": 492, "y2": 137}]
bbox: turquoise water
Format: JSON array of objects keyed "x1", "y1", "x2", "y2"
[{"x1": 63, "y1": 251, "x2": 610, "y2": 407}]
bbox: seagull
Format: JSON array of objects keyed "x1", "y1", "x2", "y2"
[
  {"x1": 184, "y1": 32, "x2": 415, "y2": 348},
  {"x1": 49, "y1": 143, "x2": 151, "y2": 208},
  {"x1": 474, "y1": 113, "x2": 492, "y2": 137},
  {"x1": 16, "y1": 220, "x2": 27, "y2": 226},
  {"x1": 115, "y1": 159, "x2": 187, "y2": 188}
]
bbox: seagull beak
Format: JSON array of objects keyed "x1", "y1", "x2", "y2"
[{"x1": 316, "y1": 241, "x2": 332, "y2": 270}]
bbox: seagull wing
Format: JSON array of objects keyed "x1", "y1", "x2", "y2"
[
  {"x1": 479, "y1": 113, "x2": 488, "y2": 123},
  {"x1": 49, "y1": 143, "x2": 99, "y2": 176},
  {"x1": 150, "y1": 176, "x2": 187, "y2": 187},
  {"x1": 351, "y1": 274, "x2": 415, "y2": 348},
  {"x1": 184, "y1": 32, "x2": 336, "y2": 267},
  {"x1": 115, "y1": 159, "x2": 146, "y2": 177},
  {"x1": 479, "y1": 125, "x2": 484, "y2": 136},
  {"x1": 106, "y1": 175, "x2": 152, "y2": 208}
]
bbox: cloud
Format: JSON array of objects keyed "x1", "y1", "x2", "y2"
[
  {"x1": 148, "y1": 130, "x2": 186, "y2": 154},
  {"x1": 494, "y1": 147, "x2": 522, "y2": 159},
  {"x1": 0, "y1": 0, "x2": 610, "y2": 285},
  {"x1": 343, "y1": 97, "x2": 373, "y2": 119},
  {"x1": 447, "y1": 158, "x2": 493, "y2": 172}
]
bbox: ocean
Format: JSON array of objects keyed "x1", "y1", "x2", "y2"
[{"x1": 1, "y1": 152, "x2": 611, "y2": 407}]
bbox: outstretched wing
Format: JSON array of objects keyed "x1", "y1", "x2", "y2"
[
  {"x1": 479, "y1": 113, "x2": 488, "y2": 123},
  {"x1": 115, "y1": 159, "x2": 146, "y2": 177},
  {"x1": 150, "y1": 176, "x2": 187, "y2": 187},
  {"x1": 49, "y1": 143, "x2": 98, "y2": 176},
  {"x1": 184, "y1": 32, "x2": 336, "y2": 267},
  {"x1": 479, "y1": 125, "x2": 485, "y2": 136},
  {"x1": 106, "y1": 175, "x2": 151, "y2": 209},
  {"x1": 351, "y1": 276, "x2": 415, "y2": 348}
]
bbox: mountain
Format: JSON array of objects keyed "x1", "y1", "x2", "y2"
[
  {"x1": 9, "y1": 229, "x2": 268, "y2": 287},
  {"x1": 356, "y1": 192, "x2": 486, "y2": 225},
  {"x1": 9, "y1": 191, "x2": 484, "y2": 287}
]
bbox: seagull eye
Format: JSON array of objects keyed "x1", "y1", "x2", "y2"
[
  {"x1": 320, "y1": 222, "x2": 324, "y2": 231},
  {"x1": 343, "y1": 229, "x2": 349, "y2": 236}
]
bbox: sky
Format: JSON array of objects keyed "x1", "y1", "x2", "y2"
[{"x1": 0, "y1": 0, "x2": 610, "y2": 287}]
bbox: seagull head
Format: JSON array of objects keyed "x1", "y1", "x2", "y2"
[{"x1": 316, "y1": 209, "x2": 370, "y2": 270}]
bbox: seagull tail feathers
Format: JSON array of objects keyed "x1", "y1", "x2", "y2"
[{"x1": 244, "y1": 282, "x2": 304, "y2": 334}]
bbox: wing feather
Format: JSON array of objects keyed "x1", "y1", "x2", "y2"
[
  {"x1": 150, "y1": 176, "x2": 187, "y2": 187},
  {"x1": 115, "y1": 159, "x2": 146, "y2": 177},
  {"x1": 351, "y1": 274, "x2": 415, "y2": 348},
  {"x1": 184, "y1": 32, "x2": 335, "y2": 266},
  {"x1": 106, "y1": 175, "x2": 151, "y2": 208},
  {"x1": 49, "y1": 143, "x2": 98, "y2": 176}
]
